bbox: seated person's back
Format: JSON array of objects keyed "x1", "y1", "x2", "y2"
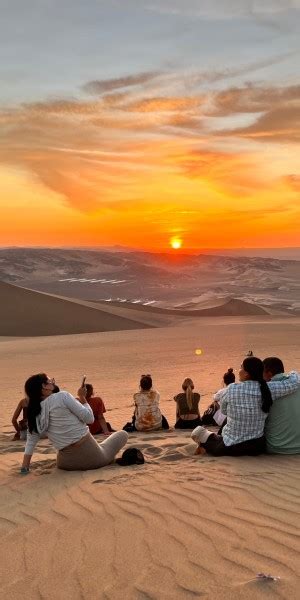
[
  {"x1": 85, "y1": 384, "x2": 114, "y2": 435},
  {"x1": 263, "y1": 357, "x2": 300, "y2": 454},
  {"x1": 134, "y1": 375, "x2": 162, "y2": 431},
  {"x1": 174, "y1": 378, "x2": 201, "y2": 429}
]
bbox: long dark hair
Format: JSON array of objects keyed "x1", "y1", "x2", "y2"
[
  {"x1": 25, "y1": 373, "x2": 48, "y2": 433},
  {"x1": 243, "y1": 357, "x2": 273, "y2": 413}
]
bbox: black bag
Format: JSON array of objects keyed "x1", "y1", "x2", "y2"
[
  {"x1": 122, "y1": 414, "x2": 136, "y2": 432},
  {"x1": 201, "y1": 403, "x2": 218, "y2": 426}
]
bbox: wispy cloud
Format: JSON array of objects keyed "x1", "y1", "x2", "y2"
[
  {"x1": 209, "y1": 83, "x2": 300, "y2": 116},
  {"x1": 220, "y1": 105, "x2": 300, "y2": 143},
  {"x1": 82, "y1": 71, "x2": 161, "y2": 94}
]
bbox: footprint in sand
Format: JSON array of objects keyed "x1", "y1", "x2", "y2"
[
  {"x1": 161, "y1": 442, "x2": 187, "y2": 449},
  {"x1": 31, "y1": 459, "x2": 57, "y2": 473},
  {"x1": 159, "y1": 452, "x2": 185, "y2": 462},
  {"x1": 144, "y1": 446, "x2": 162, "y2": 456}
]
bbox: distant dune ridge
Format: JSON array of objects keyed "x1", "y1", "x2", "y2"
[
  {"x1": 0, "y1": 281, "x2": 268, "y2": 337},
  {"x1": 101, "y1": 298, "x2": 268, "y2": 317},
  {"x1": 0, "y1": 247, "x2": 299, "y2": 315}
]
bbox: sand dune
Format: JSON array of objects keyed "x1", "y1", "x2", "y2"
[
  {"x1": 0, "y1": 281, "x2": 155, "y2": 336},
  {"x1": 1, "y1": 429, "x2": 300, "y2": 599},
  {"x1": 95, "y1": 297, "x2": 268, "y2": 317},
  {"x1": 0, "y1": 281, "x2": 269, "y2": 338},
  {"x1": 1, "y1": 320, "x2": 300, "y2": 599}
]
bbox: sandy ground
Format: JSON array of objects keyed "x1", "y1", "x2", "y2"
[{"x1": 1, "y1": 318, "x2": 300, "y2": 599}]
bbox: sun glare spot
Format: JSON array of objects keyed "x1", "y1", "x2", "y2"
[{"x1": 170, "y1": 237, "x2": 182, "y2": 250}]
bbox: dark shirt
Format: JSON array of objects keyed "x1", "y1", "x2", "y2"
[{"x1": 174, "y1": 392, "x2": 200, "y2": 416}]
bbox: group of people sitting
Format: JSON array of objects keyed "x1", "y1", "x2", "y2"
[{"x1": 14, "y1": 354, "x2": 300, "y2": 473}]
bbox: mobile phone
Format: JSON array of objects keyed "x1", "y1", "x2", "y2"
[{"x1": 81, "y1": 375, "x2": 86, "y2": 387}]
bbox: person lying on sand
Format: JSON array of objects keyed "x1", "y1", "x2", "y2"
[
  {"x1": 191, "y1": 357, "x2": 299, "y2": 457},
  {"x1": 263, "y1": 357, "x2": 300, "y2": 455},
  {"x1": 174, "y1": 378, "x2": 201, "y2": 429},
  {"x1": 202, "y1": 368, "x2": 235, "y2": 428},
  {"x1": 20, "y1": 373, "x2": 128, "y2": 473},
  {"x1": 11, "y1": 396, "x2": 29, "y2": 440},
  {"x1": 123, "y1": 374, "x2": 169, "y2": 432},
  {"x1": 85, "y1": 383, "x2": 116, "y2": 435}
]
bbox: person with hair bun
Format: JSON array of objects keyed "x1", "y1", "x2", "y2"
[
  {"x1": 174, "y1": 378, "x2": 201, "y2": 429},
  {"x1": 191, "y1": 357, "x2": 299, "y2": 456},
  {"x1": 202, "y1": 368, "x2": 235, "y2": 427}
]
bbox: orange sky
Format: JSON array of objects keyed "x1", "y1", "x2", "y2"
[
  {"x1": 1, "y1": 2, "x2": 299, "y2": 250},
  {"x1": 1, "y1": 132, "x2": 299, "y2": 250}
]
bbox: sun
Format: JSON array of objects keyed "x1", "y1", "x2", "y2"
[{"x1": 170, "y1": 237, "x2": 182, "y2": 250}]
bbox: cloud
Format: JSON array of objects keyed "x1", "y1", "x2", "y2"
[
  {"x1": 283, "y1": 174, "x2": 300, "y2": 191},
  {"x1": 210, "y1": 83, "x2": 300, "y2": 116},
  {"x1": 82, "y1": 71, "x2": 161, "y2": 94},
  {"x1": 1, "y1": 69, "x2": 299, "y2": 213},
  {"x1": 122, "y1": 96, "x2": 203, "y2": 113},
  {"x1": 220, "y1": 105, "x2": 300, "y2": 143}
]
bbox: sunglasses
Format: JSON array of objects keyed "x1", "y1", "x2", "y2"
[
  {"x1": 141, "y1": 374, "x2": 151, "y2": 378},
  {"x1": 44, "y1": 377, "x2": 55, "y2": 385}
]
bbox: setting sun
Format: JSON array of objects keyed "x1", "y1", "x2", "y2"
[{"x1": 170, "y1": 237, "x2": 182, "y2": 250}]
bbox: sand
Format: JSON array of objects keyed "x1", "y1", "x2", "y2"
[
  {"x1": 0, "y1": 282, "x2": 271, "y2": 337},
  {"x1": 1, "y1": 318, "x2": 300, "y2": 599}
]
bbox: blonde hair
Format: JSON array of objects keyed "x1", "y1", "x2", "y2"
[{"x1": 182, "y1": 377, "x2": 194, "y2": 410}]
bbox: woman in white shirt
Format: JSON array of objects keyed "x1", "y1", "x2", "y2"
[
  {"x1": 21, "y1": 373, "x2": 128, "y2": 472},
  {"x1": 202, "y1": 368, "x2": 235, "y2": 428}
]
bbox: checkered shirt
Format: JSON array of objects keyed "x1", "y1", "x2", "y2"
[{"x1": 221, "y1": 372, "x2": 299, "y2": 446}]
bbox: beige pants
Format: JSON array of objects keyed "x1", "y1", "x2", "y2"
[{"x1": 57, "y1": 431, "x2": 128, "y2": 471}]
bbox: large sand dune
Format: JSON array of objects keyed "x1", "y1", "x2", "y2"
[{"x1": 0, "y1": 281, "x2": 154, "y2": 336}]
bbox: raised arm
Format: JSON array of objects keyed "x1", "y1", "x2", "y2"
[
  {"x1": 62, "y1": 392, "x2": 94, "y2": 424},
  {"x1": 268, "y1": 371, "x2": 300, "y2": 400}
]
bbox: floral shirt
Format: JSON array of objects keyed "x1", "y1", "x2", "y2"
[{"x1": 134, "y1": 390, "x2": 162, "y2": 431}]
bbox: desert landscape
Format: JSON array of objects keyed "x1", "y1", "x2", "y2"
[
  {"x1": 0, "y1": 276, "x2": 300, "y2": 598},
  {"x1": 2, "y1": 0, "x2": 300, "y2": 596}
]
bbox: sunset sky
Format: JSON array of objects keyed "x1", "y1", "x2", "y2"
[{"x1": 1, "y1": 0, "x2": 299, "y2": 250}]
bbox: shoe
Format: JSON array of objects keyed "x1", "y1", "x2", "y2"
[{"x1": 191, "y1": 426, "x2": 212, "y2": 444}]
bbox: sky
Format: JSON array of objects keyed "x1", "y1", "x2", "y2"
[{"x1": 0, "y1": 0, "x2": 299, "y2": 251}]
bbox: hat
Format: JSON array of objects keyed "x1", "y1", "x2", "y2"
[{"x1": 116, "y1": 448, "x2": 145, "y2": 466}]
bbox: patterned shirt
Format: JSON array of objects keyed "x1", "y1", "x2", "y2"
[
  {"x1": 220, "y1": 372, "x2": 299, "y2": 446},
  {"x1": 134, "y1": 390, "x2": 162, "y2": 431}
]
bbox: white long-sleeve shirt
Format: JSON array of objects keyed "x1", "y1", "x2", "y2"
[{"x1": 24, "y1": 391, "x2": 94, "y2": 455}]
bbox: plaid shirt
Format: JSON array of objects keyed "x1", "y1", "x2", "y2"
[{"x1": 221, "y1": 372, "x2": 299, "y2": 446}]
